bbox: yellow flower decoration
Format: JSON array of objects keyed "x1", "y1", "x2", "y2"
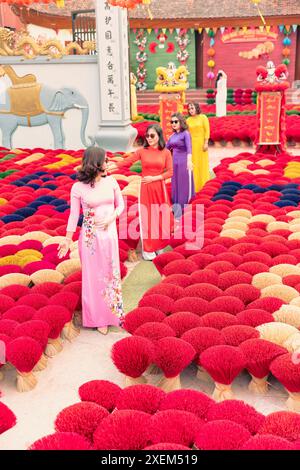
[
  {"x1": 17, "y1": 255, "x2": 42, "y2": 268},
  {"x1": 0, "y1": 255, "x2": 20, "y2": 266},
  {"x1": 16, "y1": 249, "x2": 43, "y2": 260}
]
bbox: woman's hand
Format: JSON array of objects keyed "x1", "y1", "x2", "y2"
[
  {"x1": 58, "y1": 238, "x2": 72, "y2": 259},
  {"x1": 142, "y1": 175, "x2": 156, "y2": 184},
  {"x1": 187, "y1": 161, "x2": 193, "y2": 171},
  {"x1": 203, "y1": 142, "x2": 209, "y2": 152},
  {"x1": 96, "y1": 219, "x2": 109, "y2": 230},
  {"x1": 96, "y1": 215, "x2": 115, "y2": 230},
  {"x1": 187, "y1": 155, "x2": 193, "y2": 172}
]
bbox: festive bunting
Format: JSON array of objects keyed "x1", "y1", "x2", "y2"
[
  {"x1": 198, "y1": 27, "x2": 203, "y2": 34},
  {"x1": 147, "y1": 28, "x2": 152, "y2": 34},
  {"x1": 205, "y1": 28, "x2": 210, "y2": 34},
  {"x1": 220, "y1": 26, "x2": 225, "y2": 34},
  {"x1": 108, "y1": 0, "x2": 152, "y2": 15},
  {"x1": 279, "y1": 25, "x2": 284, "y2": 33},
  {"x1": 266, "y1": 25, "x2": 271, "y2": 33},
  {"x1": 285, "y1": 25, "x2": 291, "y2": 33},
  {"x1": 292, "y1": 25, "x2": 298, "y2": 33},
  {"x1": 242, "y1": 26, "x2": 248, "y2": 33},
  {"x1": 162, "y1": 28, "x2": 167, "y2": 34},
  {"x1": 169, "y1": 28, "x2": 174, "y2": 34},
  {"x1": 259, "y1": 25, "x2": 264, "y2": 32}
]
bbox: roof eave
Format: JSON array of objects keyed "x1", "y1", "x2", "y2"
[{"x1": 129, "y1": 14, "x2": 300, "y2": 29}]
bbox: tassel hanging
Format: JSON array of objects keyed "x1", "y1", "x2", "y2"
[
  {"x1": 255, "y1": 4, "x2": 266, "y2": 26},
  {"x1": 142, "y1": 0, "x2": 153, "y2": 20}
]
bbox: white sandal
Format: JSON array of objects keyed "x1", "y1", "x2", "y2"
[
  {"x1": 142, "y1": 251, "x2": 156, "y2": 261},
  {"x1": 97, "y1": 327, "x2": 109, "y2": 335}
]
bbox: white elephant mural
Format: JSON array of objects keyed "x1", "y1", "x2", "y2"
[{"x1": 0, "y1": 65, "x2": 89, "y2": 149}]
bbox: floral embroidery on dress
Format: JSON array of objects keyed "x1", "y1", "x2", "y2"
[
  {"x1": 82, "y1": 207, "x2": 96, "y2": 254},
  {"x1": 101, "y1": 264, "x2": 124, "y2": 325}
]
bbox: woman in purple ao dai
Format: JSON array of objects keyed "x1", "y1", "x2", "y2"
[{"x1": 166, "y1": 113, "x2": 195, "y2": 219}]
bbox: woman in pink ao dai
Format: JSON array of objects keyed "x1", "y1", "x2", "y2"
[{"x1": 58, "y1": 147, "x2": 124, "y2": 335}]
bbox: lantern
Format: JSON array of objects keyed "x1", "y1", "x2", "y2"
[
  {"x1": 282, "y1": 47, "x2": 290, "y2": 57},
  {"x1": 107, "y1": 0, "x2": 145, "y2": 9}
]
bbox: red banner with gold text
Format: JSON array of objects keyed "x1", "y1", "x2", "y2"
[
  {"x1": 159, "y1": 94, "x2": 183, "y2": 141},
  {"x1": 259, "y1": 92, "x2": 281, "y2": 145}
]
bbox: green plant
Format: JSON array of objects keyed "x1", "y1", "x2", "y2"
[
  {"x1": 287, "y1": 110, "x2": 300, "y2": 116},
  {"x1": 130, "y1": 161, "x2": 142, "y2": 173}
]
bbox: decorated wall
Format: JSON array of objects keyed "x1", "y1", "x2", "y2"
[
  {"x1": 203, "y1": 26, "x2": 297, "y2": 89},
  {"x1": 129, "y1": 28, "x2": 196, "y2": 91},
  {"x1": 0, "y1": 58, "x2": 99, "y2": 149}
]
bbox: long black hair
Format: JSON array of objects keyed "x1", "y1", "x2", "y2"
[
  {"x1": 215, "y1": 71, "x2": 223, "y2": 88},
  {"x1": 187, "y1": 102, "x2": 201, "y2": 116},
  {"x1": 77, "y1": 146, "x2": 107, "y2": 187},
  {"x1": 144, "y1": 123, "x2": 166, "y2": 150}
]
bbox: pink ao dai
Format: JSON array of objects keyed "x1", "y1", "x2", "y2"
[{"x1": 66, "y1": 176, "x2": 124, "y2": 328}]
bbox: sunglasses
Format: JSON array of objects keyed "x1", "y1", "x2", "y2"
[
  {"x1": 171, "y1": 120, "x2": 179, "y2": 124},
  {"x1": 146, "y1": 133, "x2": 156, "y2": 139}
]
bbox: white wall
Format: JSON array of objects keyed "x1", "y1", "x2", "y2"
[
  {"x1": 27, "y1": 24, "x2": 73, "y2": 44},
  {"x1": 0, "y1": 57, "x2": 100, "y2": 150}
]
